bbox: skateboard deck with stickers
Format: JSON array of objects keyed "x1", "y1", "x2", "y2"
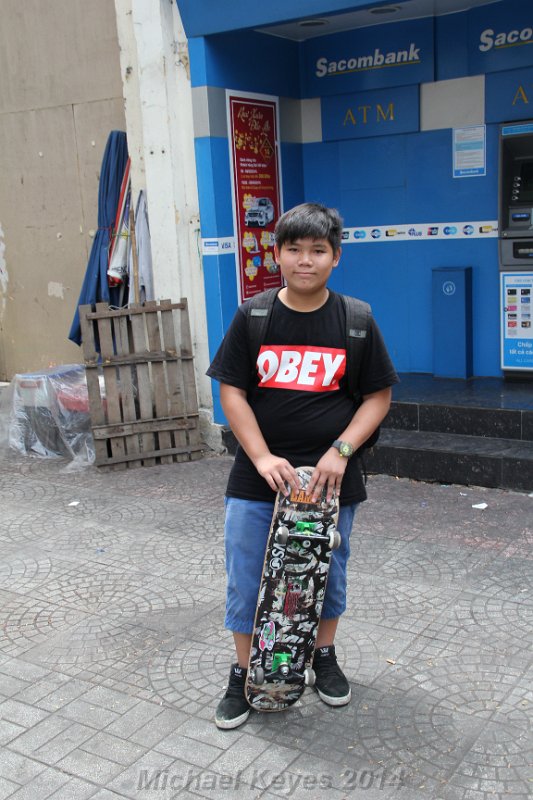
[{"x1": 246, "y1": 466, "x2": 341, "y2": 712}]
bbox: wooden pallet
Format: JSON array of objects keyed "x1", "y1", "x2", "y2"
[{"x1": 79, "y1": 299, "x2": 203, "y2": 470}]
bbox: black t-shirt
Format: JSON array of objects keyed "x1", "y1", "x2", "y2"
[{"x1": 207, "y1": 290, "x2": 399, "y2": 504}]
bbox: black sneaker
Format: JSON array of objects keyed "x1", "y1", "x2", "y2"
[
  {"x1": 313, "y1": 645, "x2": 351, "y2": 706},
  {"x1": 215, "y1": 664, "x2": 250, "y2": 729}
]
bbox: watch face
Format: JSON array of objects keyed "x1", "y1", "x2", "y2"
[{"x1": 340, "y1": 442, "x2": 353, "y2": 457}]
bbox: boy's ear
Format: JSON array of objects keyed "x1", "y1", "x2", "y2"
[
  {"x1": 333, "y1": 247, "x2": 342, "y2": 267},
  {"x1": 274, "y1": 243, "x2": 280, "y2": 263}
]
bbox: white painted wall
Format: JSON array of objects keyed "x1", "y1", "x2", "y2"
[{"x1": 114, "y1": 0, "x2": 213, "y2": 421}]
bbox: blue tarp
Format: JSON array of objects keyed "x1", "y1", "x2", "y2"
[{"x1": 68, "y1": 130, "x2": 129, "y2": 345}]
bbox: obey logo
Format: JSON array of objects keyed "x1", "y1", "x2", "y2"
[{"x1": 257, "y1": 345, "x2": 346, "y2": 392}]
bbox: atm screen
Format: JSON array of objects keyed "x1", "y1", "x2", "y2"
[
  {"x1": 515, "y1": 161, "x2": 533, "y2": 203},
  {"x1": 521, "y1": 162, "x2": 533, "y2": 200}
]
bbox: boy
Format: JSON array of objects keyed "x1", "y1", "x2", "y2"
[{"x1": 207, "y1": 203, "x2": 398, "y2": 729}]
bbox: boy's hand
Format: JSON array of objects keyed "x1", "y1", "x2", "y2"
[
  {"x1": 254, "y1": 454, "x2": 300, "y2": 496},
  {"x1": 308, "y1": 448, "x2": 348, "y2": 502}
]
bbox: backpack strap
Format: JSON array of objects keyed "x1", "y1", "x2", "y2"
[
  {"x1": 246, "y1": 287, "x2": 281, "y2": 368},
  {"x1": 342, "y1": 294, "x2": 379, "y2": 463},
  {"x1": 341, "y1": 294, "x2": 372, "y2": 399}
]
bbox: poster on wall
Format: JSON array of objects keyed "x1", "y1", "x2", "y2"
[
  {"x1": 227, "y1": 91, "x2": 283, "y2": 302},
  {"x1": 500, "y1": 271, "x2": 533, "y2": 371},
  {"x1": 453, "y1": 126, "x2": 486, "y2": 178}
]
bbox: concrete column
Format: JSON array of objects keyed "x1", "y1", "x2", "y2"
[{"x1": 114, "y1": 0, "x2": 215, "y2": 429}]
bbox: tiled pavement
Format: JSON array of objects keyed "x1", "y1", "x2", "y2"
[{"x1": 0, "y1": 444, "x2": 531, "y2": 800}]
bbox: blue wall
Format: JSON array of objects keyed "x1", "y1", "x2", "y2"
[
  {"x1": 185, "y1": 0, "x2": 533, "y2": 421},
  {"x1": 178, "y1": 0, "x2": 380, "y2": 38},
  {"x1": 190, "y1": 31, "x2": 301, "y2": 96},
  {"x1": 301, "y1": 126, "x2": 500, "y2": 375}
]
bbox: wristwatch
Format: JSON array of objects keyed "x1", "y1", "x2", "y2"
[{"x1": 332, "y1": 439, "x2": 355, "y2": 458}]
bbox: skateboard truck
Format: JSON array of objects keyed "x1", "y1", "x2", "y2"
[
  {"x1": 275, "y1": 522, "x2": 341, "y2": 550},
  {"x1": 251, "y1": 653, "x2": 316, "y2": 688}
]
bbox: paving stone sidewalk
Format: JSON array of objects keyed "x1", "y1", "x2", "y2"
[{"x1": 0, "y1": 444, "x2": 531, "y2": 800}]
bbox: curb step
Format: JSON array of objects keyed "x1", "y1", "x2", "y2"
[
  {"x1": 220, "y1": 371, "x2": 533, "y2": 492},
  {"x1": 366, "y1": 428, "x2": 533, "y2": 492}
]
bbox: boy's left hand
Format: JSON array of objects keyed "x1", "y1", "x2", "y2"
[{"x1": 307, "y1": 448, "x2": 348, "y2": 502}]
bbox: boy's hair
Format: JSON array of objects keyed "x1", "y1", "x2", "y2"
[{"x1": 274, "y1": 203, "x2": 343, "y2": 253}]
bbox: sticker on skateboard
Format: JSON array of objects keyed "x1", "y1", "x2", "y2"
[{"x1": 246, "y1": 466, "x2": 340, "y2": 712}]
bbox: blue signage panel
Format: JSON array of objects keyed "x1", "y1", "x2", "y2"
[
  {"x1": 321, "y1": 85, "x2": 419, "y2": 141},
  {"x1": 176, "y1": 0, "x2": 374, "y2": 38},
  {"x1": 486, "y1": 66, "x2": 533, "y2": 124},
  {"x1": 302, "y1": 18, "x2": 434, "y2": 98},
  {"x1": 502, "y1": 122, "x2": 533, "y2": 137},
  {"x1": 500, "y1": 272, "x2": 533, "y2": 372},
  {"x1": 468, "y1": 0, "x2": 533, "y2": 75}
]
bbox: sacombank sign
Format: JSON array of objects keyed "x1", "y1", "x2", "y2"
[
  {"x1": 316, "y1": 43, "x2": 422, "y2": 78},
  {"x1": 479, "y1": 25, "x2": 533, "y2": 52},
  {"x1": 303, "y1": 18, "x2": 433, "y2": 97},
  {"x1": 468, "y1": 3, "x2": 533, "y2": 73}
]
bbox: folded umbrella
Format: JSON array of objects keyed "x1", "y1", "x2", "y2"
[{"x1": 68, "y1": 130, "x2": 129, "y2": 345}]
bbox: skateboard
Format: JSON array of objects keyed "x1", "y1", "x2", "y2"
[{"x1": 246, "y1": 465, "x2": 341, "y2": 712}]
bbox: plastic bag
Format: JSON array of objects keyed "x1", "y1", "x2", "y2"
[{"x1": 6, "y1": 364, "x2": 95, "y2": 464}]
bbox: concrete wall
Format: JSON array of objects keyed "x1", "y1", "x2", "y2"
[
  {"x1": 114, "y1": 0, "x2": 212, "y2": 416},
  {"x1": 0, "y1": 0, "x2": 126, "y2": 380}
]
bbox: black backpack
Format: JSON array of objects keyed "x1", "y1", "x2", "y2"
[{"x1": 245, "y1": 287, "x2": 379, "y2": 452}]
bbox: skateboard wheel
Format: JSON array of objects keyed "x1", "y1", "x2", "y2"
[
  {"x1": 252, "y1": 667, "x2": 265, "y2": 685},
  {"x1": 304, "y1": 667, "x2": 316, "y2": 687},
  {"x1": 275, "y1": 525, "x2": 289, "y2": 545},
  {"x1": 280, "y1": 663, "x2": 290, "y2": 677},
  {"x1": 329, "y1": 530, "x2": 342, "y2": 550}
]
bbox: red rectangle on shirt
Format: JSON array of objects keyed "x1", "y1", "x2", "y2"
[{"x1": 256, "y1": 345, "x2": 346, "y2": 392}]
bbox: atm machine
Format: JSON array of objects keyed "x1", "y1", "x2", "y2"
[{"x1": 499, "y1": 121, "x2": 533, "y2": 377}]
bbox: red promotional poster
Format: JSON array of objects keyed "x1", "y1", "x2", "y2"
[{"x1": 227, "y1": 93, "x2": 283, "y2": 302}]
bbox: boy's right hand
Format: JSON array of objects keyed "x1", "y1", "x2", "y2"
[{"x1": 254, "y1": 454, "x2": 300, "y2": 496}]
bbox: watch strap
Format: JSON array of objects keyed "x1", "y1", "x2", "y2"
[{"x1": 332, "y1": 439, "x2": 355, "y2": 457}]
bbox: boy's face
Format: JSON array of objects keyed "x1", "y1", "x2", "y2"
[{"x1": 274, "y1": 238, "x2": 341, "y2": 295}]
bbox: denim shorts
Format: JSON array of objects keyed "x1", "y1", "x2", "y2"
[{"x1": 224, "y1": 496, "x2": 358, "y2": 634}]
